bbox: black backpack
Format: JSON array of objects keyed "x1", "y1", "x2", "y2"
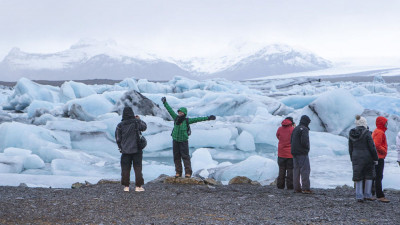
[{"x1": 173, "y1": 117, "x2": 191, "y2": 136}]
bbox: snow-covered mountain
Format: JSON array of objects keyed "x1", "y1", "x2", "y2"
[{"x1": 0, "y1": 40, "x2": 332, "y2": 81}]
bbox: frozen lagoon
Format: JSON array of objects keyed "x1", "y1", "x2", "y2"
[{"x1": 0, "y1": 75, "x2": 399, "y2": 189}]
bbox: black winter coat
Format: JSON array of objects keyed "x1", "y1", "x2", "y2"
[
  {"x1": 291, "y1": 116, "x2": 310, "y2": 156},
  {"x1": 348, "y1": 126, "x2": 378, "y2": 181},
  {"x1": 115, "y1": 108, "x2": 147, "y2": 154}
]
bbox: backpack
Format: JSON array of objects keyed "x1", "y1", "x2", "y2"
[
  {"x1": 173, "y1": 117, "x2": 191, "y2": 136},
  {"x1": 135, "y1": 120, "x2": 147, "y2": 150}
]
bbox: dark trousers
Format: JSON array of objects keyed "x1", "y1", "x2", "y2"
[
  {"x1": 277, "y1": 157, "x2": 294, "y2": 189},
  {"x1": 121, "y1": 153, "x2": 144, "y2": 187},
  {"x1": 293, "y1": 155, "x2": 311, "y2": 192},
  {"x1": 173, "y1": 140, "x2": 192, "y2": 175},
  {"x1": 375, "y1": 158, "x2": 385, "y2": 198}
]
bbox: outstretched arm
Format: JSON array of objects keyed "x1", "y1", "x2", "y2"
[{"x1": 189, "y1": 115, "x2": 216, "y2": 124}]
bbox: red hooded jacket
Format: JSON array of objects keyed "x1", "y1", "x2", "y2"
[
  {"x1": 276, "y1": 119, "x2": 294, "y2": 158},
  {"x1": 372, "y1": 116, "x2": 388, "y2": 159}
]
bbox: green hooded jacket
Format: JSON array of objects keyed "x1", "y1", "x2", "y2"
[{"x1": 163, "y1": 101, "x2": 208, "y2": 142}]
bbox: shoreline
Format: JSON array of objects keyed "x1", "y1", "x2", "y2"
[{"x1": 0, "y1": 180, "x2": 399, "y2": 224}]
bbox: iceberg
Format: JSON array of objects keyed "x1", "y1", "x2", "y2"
[
  {"x1": 307, "y1": 89, "x2": 364, "y2": 134},
  {"x1": 4, "y1": 78, "x2": 60, "y2": 110},
  {"x1": 210, "y1": 155, "x2": 278, "y2": 182},
  {"x1": 0, "y1": 122, "x2": 71, "y2": 153},
  {"x1": 235, "y1": 131, "x2": 256, "y2": 151}
]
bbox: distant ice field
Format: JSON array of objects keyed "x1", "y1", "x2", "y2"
[{"x1": 0, "y1": 71, "x2": 399, "y2": 189}]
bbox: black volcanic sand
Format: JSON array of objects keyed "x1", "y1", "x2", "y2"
[{"x1": 0, "y1": 182, "x2": 399, "y2": 224}]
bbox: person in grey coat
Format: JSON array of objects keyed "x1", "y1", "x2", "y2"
[
  {"x1": 349, "y1": 115, "x2": 379, "y2": 202},
  {"x1": 291, "y1": 115, "x2": 311, "y2": 194},
  {"x1": 115, "y1": 107, "x2": 147, "y2": 192}
]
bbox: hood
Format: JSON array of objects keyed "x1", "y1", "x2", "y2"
[
  {"x1": 177, "y1": 107, "x2": 187, "y2": 115},
  {"x1": 349, "y1": 126, "x2": 369, "y2": 141},
  {"x1": 281, "y1": 119, "x2": 293, "y2": 126},
  {"x1": 376, "y1": 116, "x2": 388, "y2": 132},
  {"x1": 122, "y1": 107, "x2": 135, "y2": 121},
  {"x1": 299, "y1": 115, "x2": 311, "y2": 127}
]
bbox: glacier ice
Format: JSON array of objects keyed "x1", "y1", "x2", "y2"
[
  {"x1": 0, "y1": 76, "x2": 400, "y2": 190},
  {"x1": 235, "y1": 131, "x2": 256, "y2": 151},
  {"x1": 191, "y1": 148, "x2": 218, "y2": 175},
  {"x1": 210, "y1": 155, "x2": 278, "y2": 182},
  {"x1": 307, "y1": 89, "x2": 364, "y2": 135}
]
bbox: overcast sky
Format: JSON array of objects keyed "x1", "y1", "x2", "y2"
[{"x1": 0, "y1": 0, "x2": 399, "y2": 61}]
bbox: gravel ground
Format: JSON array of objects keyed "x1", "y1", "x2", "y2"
[{"x1": 0, "y1": 182, "x2": 399, "y2": 224}]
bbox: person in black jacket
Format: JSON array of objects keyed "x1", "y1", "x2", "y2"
[
  {"x1": 115, "y1": 107, "x2": 147, "y2": 192},
  {"x1": 291, "y1": 115, "x2": 311, "y2": 194},
  {"x1": 349, "y1": 115, "x2": 379, "y2": 202}
]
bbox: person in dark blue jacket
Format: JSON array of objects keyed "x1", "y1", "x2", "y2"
[{"x1": 291, "y1": 115, "x2": 311, "y2": 194}]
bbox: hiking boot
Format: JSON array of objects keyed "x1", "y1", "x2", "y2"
[
  {"x1": 357, "y1": 199, "x2": 364, "y2": 203},
  {"x1": 294, "y1": 190, "x2": 302, "y2": 193},
  {"x1": 302, "y1": 190, "x2": 313, "y2": 194},
  {"x1": 123, "y1": 186, "x2": 129, "y2": 192},
  {"x1": 135, "y1": 186, "x2": 145, "y2": 192},
  {"x1": 185, "y1": 174, "x2": 192, "y2": 178},
  {"x1": 364, "y1": 197, "x2": 376, "y2": 201},
  {"x1": 377, "y1": 197, "x2": 390, "y2": 203},
  {"x1": 175, "y1": 173, "x2": 182, "y2": 178}
]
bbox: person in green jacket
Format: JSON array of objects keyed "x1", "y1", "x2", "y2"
[{"x1": 161, "y1": 97, "x2": 216, "y2": 178}]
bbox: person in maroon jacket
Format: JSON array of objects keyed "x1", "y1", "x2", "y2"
[{"x1": 276, "y1": 117, "x2": 295, "y2": 189}]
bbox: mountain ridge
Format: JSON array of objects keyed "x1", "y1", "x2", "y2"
[{"x1": 0, "y1": 40, "x2": 332, "y2": 81}]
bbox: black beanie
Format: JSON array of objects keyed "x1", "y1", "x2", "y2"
[{"x1": 122, "y1": 107, "x2": 135, "y2": 121}]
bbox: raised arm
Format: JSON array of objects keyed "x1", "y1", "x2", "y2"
[
  {"x1": 162, "y1": 97, "x2": 177, "y2": 120},
  {"x1": 137, "y1": 119, "x2": 147, "y2": 132}
]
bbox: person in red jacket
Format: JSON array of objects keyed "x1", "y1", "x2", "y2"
[
  {"x1": 372, "y1": 116, "x2": 390, "y2": 203},
  {"x1": 276, "y1": 117, "x2": 295, "y2": 189}
]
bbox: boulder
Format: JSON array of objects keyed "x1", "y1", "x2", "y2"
[
  {"x1": 148, "y1": 174, "x2": 169, "y2": 184},
  {"x1": 204, "y1": 178, "x2": 222, "y2": 186},
  {"x1": 114, "y1": 90, "x2": 170, "y2": 120},
  {"x1": 164, "y1": 176, "x2": 205, "y2": 185},
  {"x1": 228, "y1": 176, "x2": 252, "y2": 185},
  {"x1": 71, "y1": 182, "x2": 84, "y2": 189},
  {"x1": 96, "y1": 179, "x2": 120, "y2": 185}
]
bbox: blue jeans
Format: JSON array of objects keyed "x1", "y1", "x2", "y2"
[{"x1": 356, "y1": 180, "x2": 373, "y2": 200}]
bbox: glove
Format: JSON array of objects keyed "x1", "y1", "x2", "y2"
[
  {"x1": 374, "y1": 161, "x2": 378, "y2": 165},
  {"x1": 208, "y1": 115, "x2": 216, "y2": 120},
  {"x1": 118, "y1": 148, "x2": 122, "y2": 153},
  {"x1": 161, "y1": 97, "x2": 166, "y2": 103}
]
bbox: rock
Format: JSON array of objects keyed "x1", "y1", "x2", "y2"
[
  {"x1": 228, "y1": 176, "x2": 252, "y2": 185},
  {"x1": 85, "y1": 180, "x2": 93, "y2": 186},
  {"x1": 335, "y1": 184, "x2": 353, "y2": 190},
  {"x1": 114, "y1": 90, "x2": 171, "y2": 120},
  {"x1": 204, "y1": 178, "x2": 222, "y2": 186},
  {"x1": 97, "y1": 179, "x2": 120, "y2": 185},
  {"x1": 269, "y1": 178, "x2": 277, "y2": 186},
  {"x1": 148, "y1": 174, "x2": 169, "y2": 184},
  {"x1": 65, "y1": 103, "x2": 96, "y2": 121},
  {"x1": 71, "y1": 182, "x2": 84, "y2": 189},
  {"x1": 164, "y1": 176, "x2": 205, "y2": 185},
  {"x1": 18, "y1": 183, "x2": 28, "y2": 188},
  {"x1": 251, "y1": 181, "x2": 261, "y2": 186}
]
